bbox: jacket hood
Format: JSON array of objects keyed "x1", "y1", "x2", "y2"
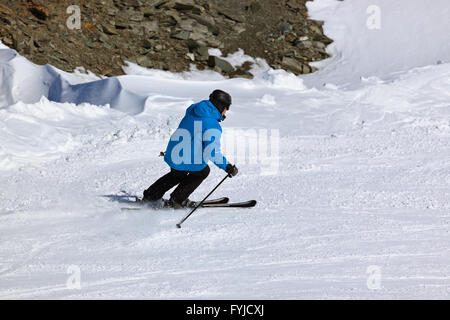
[{"x1": 188, "y1": 100, "x2": 224, "y2": 121}]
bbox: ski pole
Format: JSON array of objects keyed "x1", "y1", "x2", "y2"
[{"x1": 176, "y1": 174, "x2": 230, "y2": 229}]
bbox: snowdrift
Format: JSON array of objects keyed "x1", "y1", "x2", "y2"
[{"x1": 48, "y1": 75, "x2": 147, "y2": 115}]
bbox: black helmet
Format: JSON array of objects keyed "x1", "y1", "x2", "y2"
[{"x1": 209, "y1": 89, "x2": 232, "y2": 114}]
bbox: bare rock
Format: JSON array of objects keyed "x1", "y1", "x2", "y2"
[
  {"x1": 179, "y1": 19, "x2": 196, "y2": 31},
  {"x1": 173, "y1": 0, "x2": 205, "y2": 14},
  {"x1": 186, "y1": 52, "x2": 195, "y2": 61},
  {"x1": 2, "y1": 0, "x2": 332, "y2": 78},
  {"x1": 282, "y1": 56, "x2": 306, "y2": 74},
  {"x1": 281, "y1": 22, "x2": 293, "y2": 34},
  {"x1": 27, "y1": 1, "x2": 49, "y2": 20},
  {"x1": 187, "y1": 14, "x2": 220, "y2": 36},
  {"x1": 114, "y1": 0, "x2": 142, "y2": 8},
  {"x1": 136, "y1": 55, "x2": 153, "y2": 68},
  {"x1": 187, "y1": 40, "x2": 209, "y2": 61},
  {"x1": 142, "y1": 21, "x2": 159, "y2": 33},
  {"x1": 218, "y1": 8, "x2": 244, "y2": 23},
  {"x1": 141, "y1": 39, "x2": 153, "y2": 49},
  {"x1": 155, "y1": 0, "x2": 170, "y2": 9},
  {"x1": 208, "y1": 56, "x2": 234, "y2": 73},
  {"x1": 0, "y1": 5, "x2": 12, "y2": 15},
  {"x1": 1, "y1": 35, "x2": 14, "y2": 47},
  {"x1": 233, "y1": 24, "x2": 246, "y2": 34},
  {"x1": 171, "y1": 30, "x2": 190, "y2": 40},
  {"x1": 102, "y1": 24, "x2": 118, "y2": 35},
  {"x1": 129, "y1": 11, "x2": 144, "y2": 22}
]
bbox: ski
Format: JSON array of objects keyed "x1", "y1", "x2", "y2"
[
  {"x1": 120, "y1": 197, "x2": 230, "y2": 211},
  {"x1": 190, "y1": 197, "x2": 230, "y2": 207},
  {"x1": 201, "y1": 200, "x2": 257, "y2": 208},
  {"x1": 135, "y1": 196, "x2": 229, "y2": 206}
]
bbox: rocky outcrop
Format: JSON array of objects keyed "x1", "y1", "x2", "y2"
[
  {"x1": 26, "y1": 0, "x2": 50, "y2": 20},
  {"x1": 0, "y1": 0, "x2": 332, "y2": 78}
]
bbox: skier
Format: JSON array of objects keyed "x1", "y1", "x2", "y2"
[{"x1": 142, "y1": 89, "x2": 239, "y2": 208}]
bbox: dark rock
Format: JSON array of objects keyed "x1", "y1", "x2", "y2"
[
  {"x1": 155, "y1": 0, "x2": 170, "y2": 9},
  {"x1": 188, "y1": 30, "x2": 206, "y2": 42},
  {"x1": 136, "y1": 55, "x2": 153, "y2": 68},
  {"x1": 130, "y1": 23, "x2": 145, "y2": 36},
  {"x1": 98, "y1": 33, "x2": 109, "y2": 43},
  {"x1": 283, "y1": 50, "x2": 296, "y2": 58},
  {"x1": 206, "y1": 37, "x2": 222, "y2": 48},
  {"x1": 163, "y1": 11, "x2": 180, "y2": 26},
  {"x1": 281, "y1": 22, "x2": 293, "y2": 34},
  {"x1": 129, "y1": 11, "x2": 144, "y2": 22},
  {"x1": 27, "y1": 1, "x2": 49, "y2": 20},
  {"x1": 114, "y1": 19, "x2": 129, "y2": 29},
  {"x1": 233, "y1": 24, "x2": 246, "y2": 34},
  {"x1": 3, "y1": 0, "x2": 332, "y2": 79},
  {"x1": 141, "y1": 7, "x2": 155, "y2": 17},
  {"x1": 286, "y1": 0, "x2": 303, "y2": 11},
  {"x1": 187, "y1": 39, "x2": 200, "y2": 50},
  {"x1": 171, "y1": 30, "x2": 190, "y2": 40},
  {"x1": 179, "y1": 18, "x2": 195, "y2": 31},
  {"x1": 173, "y1": 0, "x2": 204, "y2": 14},
  {"x1": 103, "y1": 42, "x2": 114, "y2": 50},
  {"x1": 208, "y1": 56, "x2": 234, "y2": 73},
  {"x1": 281, "y1": 56, "x2": 305, "y2": 74},
  {"x1": 142, "y1": 21, "x2": 159, "y2": 33},
  {"x1": 141, "y1": 39, "x2": 152, "y2": 49},
  {"x1": 298, "y1": 40, "x2": 313, "y2": 48},
  {"x1": 218, "y1": 9, "x2": 244, "y2": 23},
  {"x1": 187, "y1": 14, "x2": 220, "y2": 36},
  {"x1": 309, "y1": 24, "x2": 323, "y2": 36},
  {"x1": 102, "y1": 24, "x2": 118, "y2": 35},
  {"x1": 313, "y1": 41, "x2": 327, "y2": 51},
  {"x1": 106, "y1": 8, "x2": 119, "y2": 16},
  {"x1": 302, "y1": 64, "x2": 312, "y2": 74},
  {"x1": 2, "y1": 36, "x2": 14, "y2": 47},
  {"x1": 83, "y1": 38, "x2": 95, "y2": 48},
  {"x1": 0, "y1": 15, "x2": 12, "y2": 25},
  {"x1": 187, "y1": 40, "x2": 209, "y2": 61},
  {"x1": 115, "y1": 11, "x2": 134, "y2": 28},
  {"x1": 248, "y1": 2, "x2": 262, "y2": 14},
  {"x1": 0, "y1": 5, "x2": 12, "y2": 15},
  {"x1": 191, "y1": 20, "x2": 209, "y2": 34},
  {"x1": 284, "y1": 32, "x2": 297, "y2": 43},
  {"x1": 195, "y1": 45, "x2": 209, "y2": 60},
  {"x1": 116, "y1": 0, "x2": 142, "y2": 8}
]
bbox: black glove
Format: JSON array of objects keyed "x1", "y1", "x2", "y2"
[{"x1": 225, "y1": 164, "x2": 238, "y2": 177}]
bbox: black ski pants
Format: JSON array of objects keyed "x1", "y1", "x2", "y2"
[{"x1": 143, "y1": 165, "x2": 210, "y2": 203}]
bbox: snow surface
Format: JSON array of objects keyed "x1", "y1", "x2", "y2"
[
  {"x1": 0, "y1": 0, "x2": 449, "y2": 299},
  {"x1": 305, "y1": 0, "x2": 450, "y2": 88}
]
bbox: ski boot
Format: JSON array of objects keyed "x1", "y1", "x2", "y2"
[{"x1": 164, "y1": 197, "x2": 195, "y2": 209}]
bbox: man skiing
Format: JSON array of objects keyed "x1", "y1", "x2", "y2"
[{"x1": 142, "y1": 89, "x2": 239, "y2": 208}]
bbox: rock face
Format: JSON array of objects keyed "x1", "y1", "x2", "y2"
[{"x1": 0, "y1": 0, "x2": 333, "y2": 78}]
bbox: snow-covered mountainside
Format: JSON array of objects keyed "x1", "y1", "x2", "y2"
[{"x1": 1, "y1": 0, "x2": 449, "y2": 299}]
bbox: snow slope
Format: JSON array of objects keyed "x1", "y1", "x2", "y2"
[
  {"x1": 0, "y1": 0, "x2": 449, "y2": 299},
  {"x1": 305, "y1": 0, "x2": 450, "y2": 88}
]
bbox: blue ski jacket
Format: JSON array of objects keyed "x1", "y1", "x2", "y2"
[{"x1": 164, "y1": 100, "x2": 228, "y2": 172}]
